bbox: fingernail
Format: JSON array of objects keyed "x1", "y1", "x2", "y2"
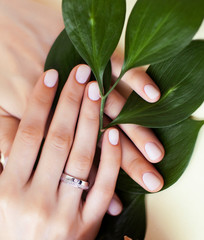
[
  {"x1": 144, "y1": 85, "x2": 160, "y2": 100},
  {"x1": 143, "y1": 172, "x2": 161, "y2": 191},
  {"x1": 44, "y1": 70, "x2": 58, "y2": 88},
  {"x1": 108, "y1": 197, "x2": 123, "y2": 216},
  {"x1": 76, "y1": 65, "x2": 91, "y2": 84},
  {"x1": 88, "y1": 82, "x2": 100, "y2": 101},
  {"x1": 145, "y1": 142, "x2": 162, "y2": 161},
  {"x1": 109, "y1": 129, "x2": 119, "y2": 145}
]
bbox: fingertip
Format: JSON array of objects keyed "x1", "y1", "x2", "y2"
[
  {"x1": 145, "y1": 142, "x2": 165, "y2": 163},
  {"x1": 144, "y1": 84, "x2": 161, "y2": 103},
  {"x1": 107, "y1": 195, "x2": 123, "y2": 216},
  {"x1": 87, "y1": 81, "x2": 101, "y2": 101},
  {"x1": 108, "y1": 128, "x2": 120, "y2": 146},
  {"x1": 44, "y1": 69, "x2": 59, "y2": 88},
  {"x1": 75, "y1": 64, "x2": 91, "y2": 84},
  {"x1": 142, "y1": 172, "x2": 164, "y2": 193}
]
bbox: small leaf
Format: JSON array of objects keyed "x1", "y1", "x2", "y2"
[
  {"x1": 123, "y1": 0, "x2": 204, "y2": 72},
  {"x1": 44, "y1": 29, "x2": 84, "y2": 109},
  {"x1": 62, "y1": 0, "x2": 126, "y2": 92},
  {"x1": 116, "y1": 118, "x2": 204, "y2": 194},
  {"x1": 112, "y1": 40, "x2": 204, "y2": 128},
  {"x1": 97, "y1": 193, "x2": 146, "y2": 240}
]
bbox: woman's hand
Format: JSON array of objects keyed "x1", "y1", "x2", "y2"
[
  {"x1": 0, "y1": 0, "x2": 164, "y2": 196},
  {"x1": 0, "y1": 63, "x2": 164, "y2": 207},
  {"x1": 0, "y1": 66, "x2": 121, "y2": 240}
]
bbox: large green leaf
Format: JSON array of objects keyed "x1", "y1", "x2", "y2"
[
  {"x1": 97, "y1": 193, "x2": 146, "y2": 240},
  {"x1": 122, "y1": 0, "x2": 204, "y2": 72},
  {"x1": 116, "y1": 118, "x2": 204, "y2": 194},
  {"x1": 111, "y1": 40, "x2": 204, "y2": 128},
  {"x1": 44, "y1": 30, "x2": 112, "y2": 108},
  {"x1": 44, "y1": 29, "x2": 85, "y2": 109},
  {"x1": 62, "y1": 0, "x2": 126, "y2": 92}
]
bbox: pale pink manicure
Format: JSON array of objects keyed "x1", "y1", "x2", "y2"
[
  {"x1": 76, "y1": 65, "x2": 91, "y2": 84},
  {"x1": 109, "y1": 129, "x2": 119, "y2": 145},
  {"x1": 88, "y1": 82, "x2": 100, "y2": 101},
  {"x1": 145, "y1": 142, "x2": 162, "y2": 161},
  {"x1": 108, "y1": 197, "x2": 122, "y2": 216},
  {"x1": 144, "y1": 85, "x2": 160, "y2": 100},
  {"x1": 143, "y1": 172, "x2": 161, "y2": 191},
  {"x1": 44, "y1": 70, "x2": 58, "y2": 88}
]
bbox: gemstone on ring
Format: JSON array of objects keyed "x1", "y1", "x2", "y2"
[{"x1": 60, "y1": 173, "x2": 89, "y2": 190}]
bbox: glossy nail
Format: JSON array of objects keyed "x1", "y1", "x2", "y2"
[
  {"x1": 108, "y1": 197, "x2": 123, "y2": 216},
  {"x1": 109, "y1": 129, "x2": 119, "y2": 145},
  {"x1": 88, "y1": 82, "x2": 100, "y2": 101},
  {"x1": 145, "y1": 142, "x2": 162, "y2": 161},
  {"x1": 76, "y1": 65, "x2": 91, "y2": 84},
  {"x1": 144, "y1": 85, "x2": 160, "y2": 100},
  {"x1": 44, "y1": 69, "x2": 58, "y2": 88},
  {"x1": 143, "y1": 172, "x2": 161, "y2": 191}
]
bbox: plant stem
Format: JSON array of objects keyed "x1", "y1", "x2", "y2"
[
  {"x1": 98, "y1": 95, "x2": 107, "y2": 139},
  {"x1": 104, "y1": 71, "x2": 125, "y2": 98},
  {"x1": 98, "y1": 70, "x2": 125, "y2": 140}
]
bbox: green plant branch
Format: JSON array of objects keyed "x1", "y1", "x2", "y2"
[
  {"x1": 98, "y1": 70, "x2": 126, "y2": 141},
  {"x1": 104, "y1": 71, "x2": 125, "y2": 98}
]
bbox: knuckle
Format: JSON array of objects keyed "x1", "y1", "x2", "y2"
[
  {"x1": 104, "y1": 90, "x2": 125, "y2": 118},
  {"x1": 0, "y1": 189, "x2": 19, "y2": 216},
  {"x1": 24, "y1": 198, "x2": 51, "y2": 225},
  {"x1": 97, "y1": 183, "x2": 114, "y2": 198},
  {"x1": 71, "y1": 152, "x2": 93, "y2": 172},
  {"x1": 49, "y1": 131, "x2": 73, "y2": 151},
  {"x1": 51, "y1": 222, "x2": 70, "y2": 240},
  {"x1": 128, "y1": 157, "x2": 142, "y2": 176},
  {"x1": 63, "y1": 91, "x2": 81, "y2": 106},
  {"x1": 83, "y1": 107, "x2": 99, "y2": 122},
  {"x1": 18, "y1": 125, "x2": 43, "y2": 145},
  {"x1": 33, "y1": 92, "x2": 51, "y2": 106}
]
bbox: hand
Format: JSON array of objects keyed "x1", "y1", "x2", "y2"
[
  {"x1": 0, "y1": 66, "x2": 121, "y2": 240},
  {"x1": 0, "y1": 64, "x2": 164, "y2": 214},
  {"x1": 0, "y1": 1, "x2": 164, "y2": 213}
]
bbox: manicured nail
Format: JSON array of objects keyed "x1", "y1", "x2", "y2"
[
  {"x1": 76, "y1": 65, "x2": 91, "y2": 84},
  {"x1": 108, "y1": 197, "x2": 122, "y2": 216},
  {"x1": 88, "y1": 82, "x2": 100, "y2": 101},
  {"x1": 143, "y1": 172, "x2": 161, "y2": 191},
  {"x1": 145, "y1": 142, "x2": 162, "y2": 161},
  {"x1": 44, "y1": 70, "x2": 58, "y2": 88},
  {"x1": 144, "y1": 85, "x2": 160, "y2": 100},
  {"x1": 109, "y1": 129, "x2": 119, "y2": 145}
]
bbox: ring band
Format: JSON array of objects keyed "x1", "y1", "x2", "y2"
[
  {"x1": 0, "y1": 152, "x2": 8, "y2": 170},
  {"x1": 60, "y1": 173, "x2": 89, "y2": 190}
]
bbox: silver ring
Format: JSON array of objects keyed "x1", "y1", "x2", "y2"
[
  {"x1": 60, "y1": 173, "x2": 89, "y2": 190},
  {"x1": 0, "y1": 152, "x2": 8, "y2": 170}
]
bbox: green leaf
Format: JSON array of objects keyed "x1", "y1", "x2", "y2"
[
  {"x1": 97, "y1": 193, "x2": 146, "y2": 240},
  {"x1": 111, "y1": 40, "x2": 204, "y2": 128},
  {"x1": 123, "y1": 0, "x2": 204, "y2": 72},
  {"x1": 44, "y1": 29, "x2": 85, "y2": 109},
  {"x1": 116, "y1": 118, "x2": 204, "y2": 194},
  {"x1": 62, "y1": 0, "x2": 126, "y2": 92}
]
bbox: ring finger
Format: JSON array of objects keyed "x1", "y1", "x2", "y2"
[{"x1": 58, "y1": 81, "x2": 101, "y2": 208}]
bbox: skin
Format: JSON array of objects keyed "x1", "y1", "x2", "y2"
[
  {"x1": 0, "y1": 1, "x2": 165, "y2": 237},
  {"x1": 0, "y1": 68, "x2": 122, "y2": 240},
  {"x1": 0, "y1": 64, "x2": 165, "y2": 215}
]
